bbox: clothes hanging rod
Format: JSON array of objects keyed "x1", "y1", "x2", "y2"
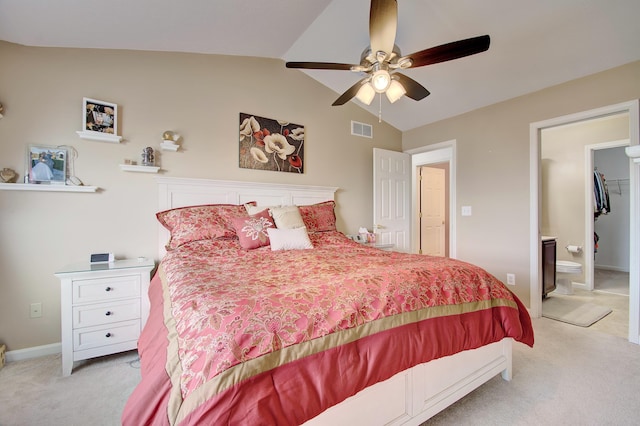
[
  {"x1": 606, "y1": 178, "x2": 629, "y2": 195},
  {"x1": 606, "y1": 178, "x2": 629, "y2": 183}
]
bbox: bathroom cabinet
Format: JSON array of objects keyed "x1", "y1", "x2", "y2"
[{"x1": 542, "y1": 237, "x2": 557, "y2": 298}]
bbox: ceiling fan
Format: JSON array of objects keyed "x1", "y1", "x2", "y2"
[{"x1": 286, "y1": 0, "x2": 490, "y2": 106}]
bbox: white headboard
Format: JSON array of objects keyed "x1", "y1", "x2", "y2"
[{"x1": 156, "y1": 177, "x2": 338, "y2": 258}]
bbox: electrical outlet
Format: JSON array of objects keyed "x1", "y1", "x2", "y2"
[
  {"x1": 30, "y1": 302, "x2": 42, "y2": 318},
  {"x1": 506, "y1": 274, "x2": 516, "y2": 286}
]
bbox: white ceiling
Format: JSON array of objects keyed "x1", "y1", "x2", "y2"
[{"x1": 1, "y1": 0, "x2": 639, "y2": 131}]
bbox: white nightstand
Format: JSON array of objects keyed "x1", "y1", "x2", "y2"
[{"x1": 55, "y1": 259, "x2": 155, "y2": 376}]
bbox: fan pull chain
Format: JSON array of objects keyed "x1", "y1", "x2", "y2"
[{"x1": 378, "y1": 94, "x2": 382, "y2": 123}]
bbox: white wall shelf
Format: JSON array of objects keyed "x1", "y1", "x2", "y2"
[
  {"x1": 76, "y1": 130, "x2": 122, "y2": 144},
  {"x1": 119, "y1": 164, "x2": 160, "y2": 173},
  {"x1": 160, "y1": 142, "x2": 179, "y2": 152},
  {"x1": 0, "y1": 183, "x2": 98, "y2": 192}
]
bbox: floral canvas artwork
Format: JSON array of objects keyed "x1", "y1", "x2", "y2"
[{"x1": 239, "y1": 113, "x2": 304, "y2": 174}]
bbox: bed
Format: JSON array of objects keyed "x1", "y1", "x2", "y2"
[{"x1": 122, "y1": 177, "x2": 534, "y2": 425}]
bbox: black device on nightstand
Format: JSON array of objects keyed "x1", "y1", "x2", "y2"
[{"x1": 90, "y1": 253, "x2": 114, "y2": 263}]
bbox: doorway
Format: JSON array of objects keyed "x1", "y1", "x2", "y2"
[
  {"x1": 589, "y1": 143, "x2": 631, "y2": 293},
  {"x1": 541, "y1": 122, "x2": 630, "y2": 338},
  {"x1": 592, "y1": 146, "x2": 630, "y2": 295},
  {"x1": 530, "y1": 100, "x2": 639, "y2": 344},
  {"x1": 419, "y1": 164, "x2": 449, "y2": 256},
  {"x1": 407, "y1": 140, "x2": 456, "y2": 258}
]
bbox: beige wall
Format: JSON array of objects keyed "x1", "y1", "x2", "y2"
[
  {"x1": 403, "y1": 60, "x2": 640, "y2": 305},
  {"x1": 0, "y1": 41, "x2": 402, "y2": 351},
  {"x1": 541, "y1": 114, "x2": 629, "y2": 283}
]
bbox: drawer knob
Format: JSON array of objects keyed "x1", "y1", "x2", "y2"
[
  {"x1": 105, "y1": 311, "x2": 112, "y2": 316},
  {"x1": 105, "y1": 287, "x2": 113, "y2": 292},
  {"x1": 105, "y1": 332, "x2": 112, "y2": 338}
]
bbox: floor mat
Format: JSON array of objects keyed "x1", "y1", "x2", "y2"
[{"x1": 542, "y1": 296, "x2": 612, "y2": 327}]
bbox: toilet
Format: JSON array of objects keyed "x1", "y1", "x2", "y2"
[{"x1": 555, "y1": 260, "x2": 582, "y2": 294}]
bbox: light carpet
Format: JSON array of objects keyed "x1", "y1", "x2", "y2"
[{"x1": 542, "y1": 295, "x2": 612, "y2": 327}]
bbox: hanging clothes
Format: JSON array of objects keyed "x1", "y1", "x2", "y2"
[
  {"x1": 594, "y1": 170, "x2": 611, "y2": 218},
  {"x1": 593, "y1": 169, "x2": 610, "y2": 254}
]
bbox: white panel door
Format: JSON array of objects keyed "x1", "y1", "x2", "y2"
[
  {"x1": 373, "y1": 148, "x2": 411, "y2": 252},
  {"x1": 420, "y1": 166, "x2": 446, "y2": 256}
]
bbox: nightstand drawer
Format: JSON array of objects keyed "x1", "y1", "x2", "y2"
[
  {"x1": 73, "y1": 275, "x2": 141, "y2": 304},
  {"x1": 73, "y1": 320, "x2": 140, "y2": 351},
  {"x1": 73, "y1": 299, "x2": 141, "y2": 328}
]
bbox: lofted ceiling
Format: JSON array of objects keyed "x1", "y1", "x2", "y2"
[{"x1": 1, "y1": 0, "x2": 639, "y2": 131}]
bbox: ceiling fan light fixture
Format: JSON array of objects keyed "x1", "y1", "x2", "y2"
[
  {"x1": 396, "y1": 57, "x2": 413, "y2": 69},
  {"x1": 371, "y1": 69, "x2": 391, "y2": 93},
  {"x1": 355, "y1": 82, "x2": 376, "y2": 105},
  {"x1": 385, "y1": 80, "x2": 406, "y2": 103}
]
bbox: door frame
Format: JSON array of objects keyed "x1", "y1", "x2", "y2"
[
  {"x1": 582, "y1": 139, "x2": 630, "y2": 291},
  {"x1": 530, "y1": 100, "x2": 639, "y2": 344},
  {"x1": 406, "y1": 140, "x2": 457, "y2": 258}
]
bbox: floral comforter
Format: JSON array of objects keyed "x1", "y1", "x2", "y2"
[{"x1": 123, "y1": 231, "x2": 533, "y2": 425}]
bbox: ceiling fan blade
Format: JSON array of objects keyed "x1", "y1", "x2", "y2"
[
  {"x1": 369, "y1": 0, "x2": 397, "y2": 58},
  {"x1": 394, "y1": 73, "x2": 430, "y2": 101},
  {"x1": 332, "y1": 78, "x2": 369, "y2": 106},
  {"x1": 405, "y1": 35, "x2": 490, "y2": 68},
  {"x1": 286, "y1": 62, "x2": 355, "y2": 71}
]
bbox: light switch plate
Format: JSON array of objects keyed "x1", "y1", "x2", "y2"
[{"x1": 461, "y1": 206, "x2": 472, "y2": 216}]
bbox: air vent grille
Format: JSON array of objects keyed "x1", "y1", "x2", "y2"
[{"x1": 351, "y1": 121, "x2": 373, "y2": 138}]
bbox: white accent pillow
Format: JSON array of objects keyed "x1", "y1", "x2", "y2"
[
  {"x1": 245, "y1": 204, "x2": 278, "y2": 215},
  {"x1": 267, "y1": 227, "x2": 313, "y2": 251},
  {"x1": 268, "y1": 205, "x2": 305, "y2": 229}
]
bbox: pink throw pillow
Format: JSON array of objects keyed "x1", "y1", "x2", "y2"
[
  {"x1": 299, "y1": 200, "x2": 337, "y2": 233},
  {"x1": 231, "y1": 209, "x2": 275, "y2": 250}
]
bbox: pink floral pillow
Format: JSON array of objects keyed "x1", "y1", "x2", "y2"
[
  {"x1": 157, "y1": 202, "x2": 256, "y2": 250},
  {"x1": 231, "y1": 209, "x2": 275, "y2": 250},
  {"x1": 299, "y1": 200, "x2": 337, "y2": 233}
]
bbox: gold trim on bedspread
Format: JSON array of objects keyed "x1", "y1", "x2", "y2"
[{"x1": 161, "y1": 266, "x2": 185, "y2": 424}]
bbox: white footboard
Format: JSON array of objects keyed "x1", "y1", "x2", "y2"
[{"x1": 303, "y1": 338, "x2": 513, "y2": 426}]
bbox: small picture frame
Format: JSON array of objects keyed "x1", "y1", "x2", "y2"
[
  {"x1": 83, "y1": 97, "x2": 117, "y2": 135},
  {"x1": 28, "y1": 145, "x2": 67, "y2": 184}
]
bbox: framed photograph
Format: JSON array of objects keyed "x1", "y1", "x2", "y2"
[
  {"x1": 83, "y1": 97, "x2": 117, "y2": 135},
  {"x1": 28, "y1": 145, "x2": 67, "y2": 184},
  {"x1": 239, "y1": 113, "x2": 305, "y2": 174}
]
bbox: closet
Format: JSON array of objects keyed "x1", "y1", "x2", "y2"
[{"x1": 593, "y1": 148, "x2": 630, "y2": 274}]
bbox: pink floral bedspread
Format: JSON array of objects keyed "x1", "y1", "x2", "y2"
[{"x1": 124, "y1": 231, "x2": 533, "y2": 425}]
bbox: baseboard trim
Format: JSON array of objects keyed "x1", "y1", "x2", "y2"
[
  {"x1": 594, "y1": 265, "x2": 630, "y2": 273},
  {"x1": 573, "y1": 282, "x2": 587, "y2": 290},
  {"x1": 5, "y1": 342, "x2": 61, "y2": 363}
]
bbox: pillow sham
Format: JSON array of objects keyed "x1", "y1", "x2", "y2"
[
  {"x1": 269, "y1": 205, "x2": 305, "y2": 229},
  {"x1": 299, "y1": 200, "x2": 337, "y2": 232},
  {"x1": 157, "y1": 202, "x2": 256, "y2": 250},
  {"x1": 267, "y1": 227, "x2": 314, "y2": 251},
  {"x1": 231, "y1": 209, "x2": 275, "y2": 250}
]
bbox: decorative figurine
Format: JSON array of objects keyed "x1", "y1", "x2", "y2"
[
  {"x1": 160, "y1": 130, "x2": 181, "y2": 152},
  {"x1": 141, "y1": 147, "x2": 155, "y2": 166},
  {"x1": 162, "y1": 130, "x2": 176, "y2": 143},
  {"x1": 0, "y1": 168, "x2": 18, "y2": 183}
]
